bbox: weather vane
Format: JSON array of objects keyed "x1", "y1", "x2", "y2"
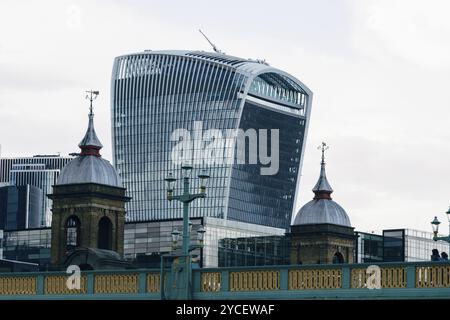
[
  {"x1": 317, "y1": 141, "x2": 329, "y2": 164},
  {"x1": 85, "y1": 90, "x2": 99, "y2": 116}
]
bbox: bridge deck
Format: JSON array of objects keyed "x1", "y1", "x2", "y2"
[{"x1": 0, "y1": 261, "x2": 449, "y2": 299}]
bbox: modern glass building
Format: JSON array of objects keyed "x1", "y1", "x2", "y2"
[
  {"x1": 218, "y1": 235, "x2": 291, "y2": 267},
  {"x1": 0, "y1": 217, "x2": 284, "y2": 269},
  {"x1": 0, "y1": 156, "x2": 71, "y2": 182},
  {"x1": 0, "y1": 185, "x2": 42, "y2": 230},
  {"x1": 0, "y1": 155, "x2": 72, "y2": 227},
  {"x1": 354, "y1": 232, "x2": 384, "y2": 263},
  {"x1": 124, "y1": 217, "x2": 285, "y2": 267},
  {"x1": 401, "y1": 229, "x2": 449, "y2": 262},
  {"x1": 1, "y1": 227, "x2": 51, "y2": 269},
  {"x1": 111, "y1": 50, "x2": 312, "y2": 230},
  {"x1": 355, "y1": 229, "x2": 450, "y2": 263}
]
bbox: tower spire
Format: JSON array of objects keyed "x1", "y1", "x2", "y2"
[
  {"x1": 320, "y1": 141, "x2": 327, "y2": 165},
  {"x1": 79, "y1": 90, "x2": 103, "y2": 156},
  {"x1": 88, "y1": 91, "x2": 95, "y2": 117},
  {"x1": 312, "y1": 142, "x2": 333, "y2": 199}
]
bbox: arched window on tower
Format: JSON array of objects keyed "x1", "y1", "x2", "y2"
[
  {"x1": 332, "y1": 252, "x2": 344, "y2": 264},
  {"x1": 98, "y1": 217, "x2": 113, "y2": 250},
  {"x1": 66, "y1": 216, "x2": 81, "y2": 251}
]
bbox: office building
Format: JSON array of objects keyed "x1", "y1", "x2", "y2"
[
  {"x1": 354, "y1": 231, "x2": 384, "y2": 263},
  {"x1": 0, "y1": 185, "x2": 42, "y2": 230},
  {"x1": 218, "y1": 235, "x2": 291, "y2": 267},
  {"x1": 0, "y1": 156, "x2": 71, "y2": 182},
  {"x1": 111, "y1": 50, "x2": 312, "y2": 230},
  {"x1": 0, "y1": 217, "x2": 284, "y2": 268},
  {"x1": 0, "y1": 156, "x2": 72, "y2": 226},
  {"x1": 1, "y1": 228, "x2": 51, "y2": 269},
  {"x1": 356, "y1": 229, "x2": 450, "y2": 263},
  {"x1": 124, "y1": 217, "x2": 285, "y2": 267}
]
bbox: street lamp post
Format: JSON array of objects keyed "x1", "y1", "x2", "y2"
[
  {"x1": 431, "y1": 207, "x2": 450, "y2": 243},
  {"x1": 162, "y1": 166, "x2": 210, "y2": 299}
]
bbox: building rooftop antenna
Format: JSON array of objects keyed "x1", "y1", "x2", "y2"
[{"x1": 199, "y1": 29, "x2": 225, "y2": 54}]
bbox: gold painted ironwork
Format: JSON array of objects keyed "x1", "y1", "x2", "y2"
[
  {"x1": 351, "y1": 267, "x2": 406, "y2": 288},
  {"x1": 201, "y1": 272, "x2": 221, "y2": 292},
  {"x1": 289, "y1": 269, "x2": 342, "y2": 290},
  {"x1": 416, "y1": 265, "x2": 450, "y2": 288},
  {"x1": 229, "y1": 270, "x2": 279, "y2": 292},
  {"x1": 147, "y1": 273, "x2": 160, "y2": 293},
  {"x1": 94, "y1": 274, "x2": 138, "y2": 294},
  {"x1": 44, "y1": 275, "x2": 87, "y2": 295},
  {"x1": 0, "y1": 276, "x2": 37, "y2": 295}
]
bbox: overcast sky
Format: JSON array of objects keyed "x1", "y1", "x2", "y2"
[{"x1": 0, "y1": 0, "x2": 449, "y2": 233}]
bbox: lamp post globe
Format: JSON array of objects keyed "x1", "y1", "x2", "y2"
[
  {"x1": 431, "y1": 216, "x2": 441, "y2": 237},
  {"x1": 197, "y1": 225, "x2": 206, "y2": 246},
  {"x1": 198, "y1": 170, "x2": 210, "y2": 194},
  {"x1": 171, "y1": 228, "x2": 181, "y2": 250},
  {"x1": 164, "y1": 173, "x2": 176, "y2": 199},
  {"x1": 181, "y1": 164, "x2": 193, "y2": 178}
]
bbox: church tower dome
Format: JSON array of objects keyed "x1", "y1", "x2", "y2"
[
  {"x1": 290, "y1": 142, "x2": 355, "y2": 265},
  {"x1": 56, "y1": 92, "x2": 122, "y2": 188},
  {"x1": 49, "y1": 91, "x2": 130, "y2": 268},
  {"x1": 293, "y1": 142, "x2": 351, "y2": 227}
]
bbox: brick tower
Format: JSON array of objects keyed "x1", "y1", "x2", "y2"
[{"x1": 49, "y1": 91, "x2": 130, "y2": 267}]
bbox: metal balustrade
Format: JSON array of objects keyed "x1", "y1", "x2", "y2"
[
  {"x1": 351, "y1": 267, "x2": 406, "y2": 289},
  {"x1": 229, "y1": 270, "x2": 280, "y2": 292},
  {"x1": 200, "y1": 272, "x2": 221, "y2": 292},
  {"x1": 45, "y1": 275, "x2": 87, "y2": 295},
  {"x1": 289, "y1": 268, "x2": 341, "y2": 290},
  {"x1": 416, "y1": 265, "x2": 450, "y2": 288},
  {"x1": 0, "y1": 262, "x2": 449, "y2": 299},
  {"x1": 94, "y1": 274, "x2": 139, "y2": 294},
  {"x1": 0, "y1": 276, "x2": 36, "y2": 295},
  {"x1": 147, "y1": 273, "x2": 160, "y2": 293}
]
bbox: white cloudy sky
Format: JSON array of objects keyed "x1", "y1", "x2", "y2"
[{"x1": 0, "y1": 0, "x2": 449, "y2": 233}]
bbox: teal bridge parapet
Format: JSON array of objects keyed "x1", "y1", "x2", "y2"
[{"x1": 1, "y1": 261, "x2": 450, "y2": 299}]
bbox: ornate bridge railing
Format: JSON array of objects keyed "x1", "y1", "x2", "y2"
[
  {"x1": 192, "y1": 262, "x2": 450, "y2": 299},
  {"x1": 1, "y1": 262, "x2": 450, "y2": 299},
  {"x1": 0, "y1": 270, "x2": 161, "y2": 299}
]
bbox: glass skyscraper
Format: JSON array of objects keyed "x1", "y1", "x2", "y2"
[
  {"x1": 0, "y1": 155, "x2": 73, "y2": 227},
  {"x1": 111, "y1": 50, "x2": 312, "y2": 230},
  {"x1": 0, "y1": 185, "x2": 42, "y2": 230}
]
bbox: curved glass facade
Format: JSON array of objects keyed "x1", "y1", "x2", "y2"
[{"x1": 111, "y1": 51, "x2": 312, "y2": 230}]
